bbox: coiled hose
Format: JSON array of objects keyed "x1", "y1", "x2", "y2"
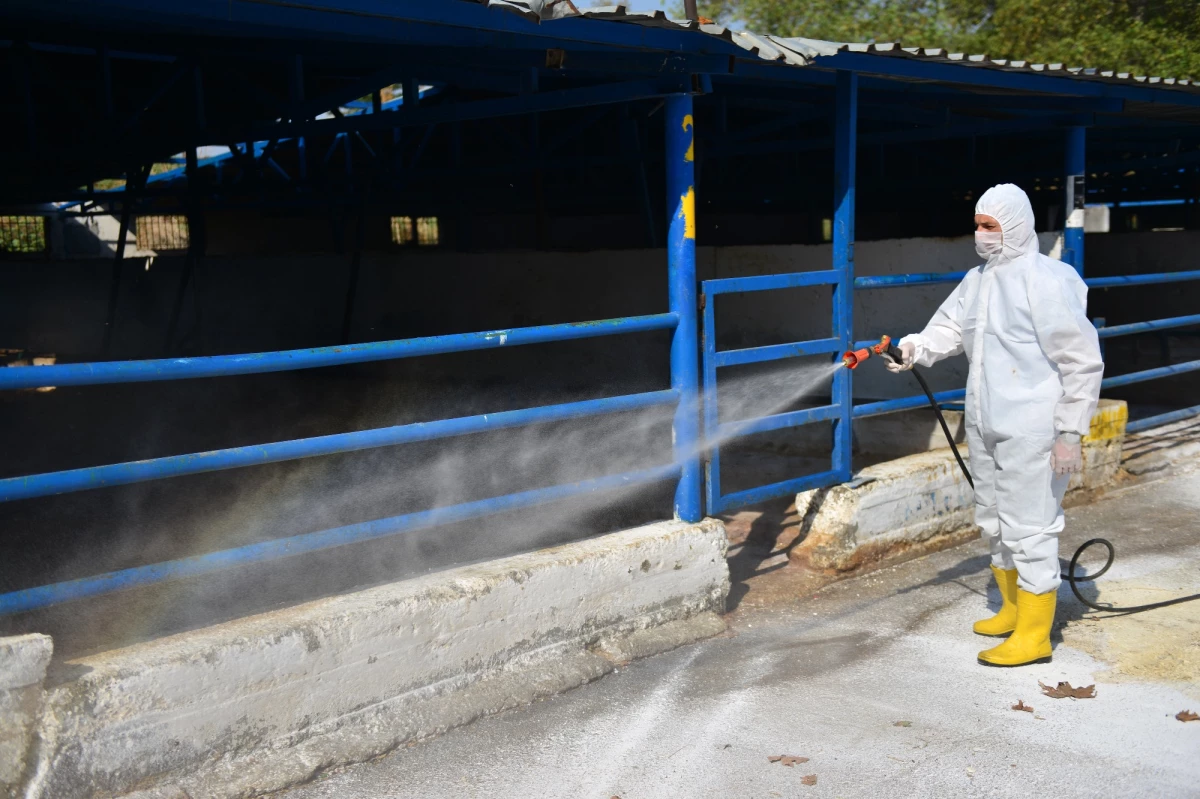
[{"x1": 892, "y1": 349, "x2": 1200, "y2": 615}]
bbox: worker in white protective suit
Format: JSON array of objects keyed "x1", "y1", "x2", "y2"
[{"x1": 888, "y1": 183, "x2": 1104, "y2": 667}]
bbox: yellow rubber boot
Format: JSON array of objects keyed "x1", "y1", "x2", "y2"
[
  {"x1": 978, "y1": 588, "x2": 1056, "y2": 667},
  {"x1": 973, "y1": 566, "x2": 1019, "y2": 637}
]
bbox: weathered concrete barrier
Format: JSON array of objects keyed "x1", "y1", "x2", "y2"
[
  {"x1": 16, "y1": 518, "x2": 728, "y2": 798},
  {"x1": 1075, "y1": 399, "x2": 1128, "y2": 493},
  {"x1": 0, "y1": 634, "x2": 53, "y2": 796},
  {"x1": 791, "y1": 400, "x2": 1128, "y2": 572}
]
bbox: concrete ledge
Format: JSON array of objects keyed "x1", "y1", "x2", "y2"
[
  {"x1": 0, "y1": 634, "x2": 53, "y2": 794},
  {"x1": 791, "y1": 448, "x2": 975, "y2": 572},
  {"x1": 791, "y1": 401, "x2": 1129, "y2": 572},
  {"x1": 24, "y1": 518, "x2": 729, "y2": 799}
]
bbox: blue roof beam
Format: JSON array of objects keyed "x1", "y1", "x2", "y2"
[
  {"x1": 2, "y1": 0, "x2": 749, "y2": 67},
  {"x1": 710, "y1": 112, "x2": 1092, "y2": 158},
  {"x1": 710, "y1": 75, "x2": 1128, "y2": 115},
  {"x1": 860, "y1": 89, "x2": 1125, "y2": 114},
  {"x1": 231, "y1": 76, "x2": 696, "y2": 142},
  {"x1": 288, "y1": 66, "x2": 519, "y2": 122},
  {"x1": 811, "y1": 52, "x2": 1200, "y2": 110}
]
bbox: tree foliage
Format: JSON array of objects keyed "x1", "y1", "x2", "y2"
[{"x1": 688, "y1": 0, "x2": 1200, "y2": 79}]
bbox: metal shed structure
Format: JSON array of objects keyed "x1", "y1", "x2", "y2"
[{"x1": 1, "y1": 0, "x2": 1199, "y2": 617}]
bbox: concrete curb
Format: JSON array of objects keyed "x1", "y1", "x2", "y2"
[
  {"x1": 791, "y1": 401, "x2": 1128, "y2": 572},
  {"x1": 22, "y1": 518, "x2": 729, "y2": 799},
  {"x1": 0, "y1": 634, "x2": 53, "y2": 795},
  {"x1": 791, "y1": 448, "x2": 976, "y2": 572}
]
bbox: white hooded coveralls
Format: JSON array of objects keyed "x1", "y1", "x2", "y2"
[{"x1": 901, "y1": 184, "x2": 1104, "y2": 595}]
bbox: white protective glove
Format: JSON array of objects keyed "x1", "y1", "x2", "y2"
[
  {"x1": 1051, "y1": 432, "x2": 1084, "y2": 476},
  {"x1": 886, "y1": 341, "x2": 916, "y2": 373}
]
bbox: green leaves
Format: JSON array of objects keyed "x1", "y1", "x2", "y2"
[{"x1": 687, "y1": 0, "x2": 1199, "y2": 79}]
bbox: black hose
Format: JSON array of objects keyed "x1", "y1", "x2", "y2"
[
  {"x1": 892, "y1": 350, "x2": 1200, "y2": 616},
  {"x1": 909, "y1": 366, "x2": 973, "y2": 491},
  {"x1": 1065, "y1": 538, "x2": 1200, "y2": 613}
]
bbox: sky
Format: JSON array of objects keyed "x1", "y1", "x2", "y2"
[{"x1": 609, "y1": 0, "x2": 746, "y2": 30}]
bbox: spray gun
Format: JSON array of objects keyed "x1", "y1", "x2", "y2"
[
  {"x1": 839, "y1": 334, "x2": 972, "y2": 492},
  {"x1": 841, "y1": 335, "x2": 903, "y2": 371}
]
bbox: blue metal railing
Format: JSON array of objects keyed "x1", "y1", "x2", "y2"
[
  {"x1": 0, "y1": 389, "x2": 680, "y2": 503},
  {"x1": 858, "y1": 269, "x2": 1200, "y2": 435},
  {"x1": 0, "y1": 315, "x2": 683, "y2": 614},
  {"x1": 13, "y1": 265, "x2": 1189, "y2": 610},
  {"x1": 697, "y1": 72, "x2": 861, "y2": 516},
  {"x1": 1126, "y1": 404, "x2": 1200, "y2": 434},
  {"x1": 0, "y1": 314, "x2": 678, "y2": 390},
  {"x1": 853, "y1": 268, "x2": 1200, "y2": 291},
  {"x1": 5, "y1": 72, "x2": 1197, "y2": 615},
  {"x1": 0, "y1": 90, "x2": 707, "y2": 616},
  {"x1": 700, "y1": 270, "x2": 846, "y2": 515},
  {"x1": 698, "y1": 264, "x2": 1200, "y2": 516}
]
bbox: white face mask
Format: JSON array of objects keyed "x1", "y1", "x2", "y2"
[{"x1": 975, "y1": 230, "x2": 1003, "y2": 259}]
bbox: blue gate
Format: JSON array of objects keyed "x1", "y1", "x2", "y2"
[{"x1": 700, "y1": 270, "x2": 853, "y2": 513}]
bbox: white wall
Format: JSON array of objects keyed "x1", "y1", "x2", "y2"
[{"x1": 0, "y1": 228, "x2": 1123, "y2": 404}]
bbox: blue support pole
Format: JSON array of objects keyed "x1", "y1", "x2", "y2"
[
  {"x1": 831, "y1": 70, "x2": 858, "y2": 482},
  {"x1": 290, "y1": 55, "x2": 308, "y2": 181},
  {"x1": 701, "y1": 283, "x2": 720, "y2": 516},
  {"x1": 1064, "y1": 125, "x2": 1087, "y2": 275},
  {"x1": 666, "y1": 93, "x2": 702, "y2": 522},
  {"x1": 1094, "y1": 316, "x2": 1107, "y2": 362}
]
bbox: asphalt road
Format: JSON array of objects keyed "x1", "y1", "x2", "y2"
[{"x1": 274, "y1": 467, "x2": 1200, "y2": 799}]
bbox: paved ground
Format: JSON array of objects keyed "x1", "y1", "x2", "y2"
[{"x1": 275, "y1": 466, "x2": 1200, "y2": 799}]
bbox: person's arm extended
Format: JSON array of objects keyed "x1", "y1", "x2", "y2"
[
  {"x1": 898, "y1": 275, "x2": 969, "y2": 368},
  {"x1": 1029, "y1": 269, "x2": 1104, "y2": 436}
]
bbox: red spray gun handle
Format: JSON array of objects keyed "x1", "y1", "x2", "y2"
[{"x1": 842, "y1": 335, "x2": 903, "y2": 369}]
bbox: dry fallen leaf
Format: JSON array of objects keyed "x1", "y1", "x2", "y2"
[
  {"x1": 893, "y1": 720, "x2": 913, "y2": 727},
  {"x1": 801, "y1": 774, "x2": 818, "y2": 786},
  {"x1": 767, "y1": 755, "x2": 810, "y2": 767},
  {"x1": 1040, "y1": 681, "x2": 1096, "y2": 699},
  {"x1": 1177, "y1": 710, "x2": 1199, "y2": 722},
  {"x1": 1012, "y1": 700, "x2": 1034, "y2": 713}
]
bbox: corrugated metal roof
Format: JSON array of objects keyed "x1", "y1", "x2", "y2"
[{"x1": 487, "y1": 1, "x2": 1198, "y2": 93}]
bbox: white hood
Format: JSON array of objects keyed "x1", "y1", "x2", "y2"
[{"x1": 975, "y1": 183, "x2": 1040, "y2": 265}]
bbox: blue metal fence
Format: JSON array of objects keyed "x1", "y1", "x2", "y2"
[
  {"x1": 856, "y1": 270, "x2": 1200, "y2": 433},
  {"x1": 701, "y1": 271, "x2": 847, "y2": 514},
  {"x1": 0, "y1": 90, "x2": 707, "y2": 616},
  {"x1": 0, "y1": 313, "x2": 687, "y2": 615},
  {"x1": 700, "y1": 263, "x2": 1200, "y2": 514},
  {"x1": 697, "y1": 92, "x2": 1198, "y2": 514},
  {"x1": 3, "y1": 63, "x2": 1199, "y2": 616}
]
